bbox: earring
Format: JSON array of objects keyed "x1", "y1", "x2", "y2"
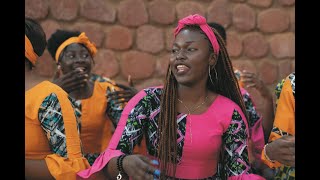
[
  {"x1": 209, "y1": 66, "x2": 214, "y2": 85},
  {"x1": 214, "y1": 67, "x2": 218, "y2": 80}
]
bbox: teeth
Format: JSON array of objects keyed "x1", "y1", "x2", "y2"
[
  {"x1": 177, "y1": 65, "x2": 187, "y2": 69},
  {"x1": 176, "y1": 65, "x2": 188, "y2": 72},
  {"x1": 76, "y1": 67, "x2": 86, "y2": 71}
]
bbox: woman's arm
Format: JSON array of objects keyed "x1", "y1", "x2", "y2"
[
  {"x1": 222, "y1": 109, "x2": 265, "y2": 180},
  {"x1": 241, "y1": 90, "x2": 265, "y2": 165},
  {"x1": 25, "y1": 160, "x2": 55, "y2": 180},
  {"x1": 262, "y1": 76, "x2": 295, "y2": 168},
  {"x1": 78, "y1": 90, "x2": 157, "y2": 179},
  {"x1": 240, "y1": 71, "x2": 275, "y2": 141},
  {"x1": 106, "y1": 85, "x2": 129, "y2": 127},
  {"x1": 26, "y1": 93, "x2": 89, "y2": 180}
]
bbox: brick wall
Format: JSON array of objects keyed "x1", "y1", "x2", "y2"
[{"x1": 25, "y1": 0, "x2": 295, "y2": 116}]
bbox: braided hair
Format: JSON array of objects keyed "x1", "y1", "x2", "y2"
[{"x1": 157, "y1": 25, "x2": 247, "y2": 179}]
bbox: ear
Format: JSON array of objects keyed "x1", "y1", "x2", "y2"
[{"x1": 209, "y1": 53, "x2": 217, "y2": 66}]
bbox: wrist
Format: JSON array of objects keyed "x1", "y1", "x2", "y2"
[
  {"x1": 116, "y1": 155, "x2": 128, "y2": 179},
  {"x1": 264, "y1": 143, "x2": 275, "y2": 163}
]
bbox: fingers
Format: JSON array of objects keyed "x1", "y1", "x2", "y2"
[
  {"x1": 55, "y1": 73, "x2": 88, "y2": 93},
  {"x1": 280, "y1": 135, "x2": 295, "y2": 147},
  {"x1": 244, "y1": 83, "x2": 256, "y2": 88},
  {"x1": 128, "y1": 75, "x2": 134, "y2": 87},
  {"x1": 278, "y1": 154, "x2": 295, "y2": 167},
  {"x1": 108, "y1": 91, "x2": 135, "y2": 98},
  {"x1": 130, "y1": 155, "x2": 159, "y2": 180},
  {"x1": 53, "y1": 65, "x2": 62, "y2": 80},
  {"x1": 240, "y1": 71, "x2": 254, "y2": 78},
  {"x1": 112, "y1": 98, "x2": 131, "y2": 105},
  {"x1": 138, "y1": 155, "x2": 160, "y2": 178},
  {"x1": 116, "y1": 84, "x2": 130, "y2": 90}
]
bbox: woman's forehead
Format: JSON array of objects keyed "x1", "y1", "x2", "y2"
[
  {"x1": 64, "y1": 43, "x2": 87, "y2": 51},
  {"x1": 176, "y1": 29, "x2": 205, "y2": 40},
  {"x1": 174, "y1": 29, "x2": 207, "y2": 43}
]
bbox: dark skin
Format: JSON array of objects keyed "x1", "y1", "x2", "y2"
[
  {"x1": 25, "y1": 160, "x2": 55, "y2": 180},
  {"x1": 265, "y1": 135, "x2": 295, "y2": 167},
  {"x1": 52, "y1": 43, "x2": 93, "y2": 99},
  {"x1": 170, "y1": 28, "x2": 218, "y2": 114},
  {"x1": 101, "y1": 29, "x2": 218, "y2": 180}
]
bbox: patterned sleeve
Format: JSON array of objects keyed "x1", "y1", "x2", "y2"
[
  {"x1": 38, "y1": 93, "x2": 81, "y2": 158},
  {"x1": 274, "y1": 78, "x2": 286, "y2": 109},
  {"x1": 38, "y1": 93, "x2": 68, "y2": 157},
  {"x1": 221, "y1": 109, "x2": 265, "y2": 179},
  {"x1": 222, "y1": 109, "x2": 252, "y2": 178},
  {"x1": 115, "y1": 92, "x2": 151, "y2": 154},
  {"x1": 242, "y1": 91, "x2": 265, "y2": 161},
  {"x1": 242, "y1": 91, "x2": 261, "y2": 129}
]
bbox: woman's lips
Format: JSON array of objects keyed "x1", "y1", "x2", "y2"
[{"x1": 176, "y1": 64, "x2": 190, "y2": 74}]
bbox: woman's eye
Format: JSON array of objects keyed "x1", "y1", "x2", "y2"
[
  {"x1": 188, "y1": 48, "x2": 197, "y2": 52},
  {"x1": 82, "y1": 54, "x2": 89, "y2": 58},
  {"x1": 171, "y1": 49, "x2": 178, "y2": 53}
]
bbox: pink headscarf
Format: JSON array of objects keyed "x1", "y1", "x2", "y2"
[{"x1": 174, "y1": 14, "x2": 220, "y2": 56}]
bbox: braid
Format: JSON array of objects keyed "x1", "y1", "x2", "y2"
[
  {"x1": 208, "y1": 27, "x2": 248, "y2": 120},
  {"x1": 157, "y1": 66, "x2": 178, "y2": 179}
]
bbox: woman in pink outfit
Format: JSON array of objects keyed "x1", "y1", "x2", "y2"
[{"x1": 77, "y1": 14, "x2": 265, "y2": 180}]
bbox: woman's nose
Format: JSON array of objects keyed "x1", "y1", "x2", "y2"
[
  {"x1": 176, "y1": 49, "x2": 186, "y2": 60},
  {"x1": 75, "y1": 56, "x2": 87, "y2": 62}
]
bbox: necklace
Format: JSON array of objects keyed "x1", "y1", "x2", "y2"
[{"x1": 177, "y1": 95, "x2": 209, "y2": 143}]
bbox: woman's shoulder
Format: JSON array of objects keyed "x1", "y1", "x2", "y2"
[
  {"x1": 26, "y1": 81, "x2": 67, "y2": 103},
  {"x1": 216, "y1": 94, "x2": 241, "y2": 110},
  {"x1": 209, "y1": 95, "x2": 244, "y2": 120}
]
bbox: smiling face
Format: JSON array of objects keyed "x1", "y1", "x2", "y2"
[
  {"x1": 170, "y1": 28, "x2": 215, "y2": 87},
  {"x1": 59, "y1": 43, "x2": 93, "y2": 75}
]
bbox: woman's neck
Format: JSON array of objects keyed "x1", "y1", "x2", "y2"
[{"x1": 177, "y1": 84, "x2": 209, "y2": 103}]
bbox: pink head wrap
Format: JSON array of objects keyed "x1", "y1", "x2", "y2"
[{"x1": 174, "y1": 14, "x2": 220, "y2": 55}]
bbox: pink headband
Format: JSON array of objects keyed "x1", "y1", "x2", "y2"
[{"x1": 174, "y1": 14, "x2": 220, "y2": 55}]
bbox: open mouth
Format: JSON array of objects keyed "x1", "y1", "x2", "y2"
[
  {"x1": 176, "y1": 64, "x2": 190, "y2": 73},
  {"x1": 74, "y1": 67, "x2": 87, "y2": 72}
]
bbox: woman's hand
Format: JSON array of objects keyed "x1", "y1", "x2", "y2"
[
  {"x1": 108, "y1": 75, "x2": 138, "y2": 105},
  {"x1": 240, "y1": 70, "x2": 271, "y2": 98},
  {"x1": 266, "y1": 135, "x2": 295, "y2": 167},
  {"x1": 52, "y1": 67, "x2": 89, "y2": 93},
  {"x1": 122, "y1": 155, "x2": 160, "y2": 180}
]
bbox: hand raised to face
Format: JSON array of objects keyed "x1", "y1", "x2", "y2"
[
  {"x1": 52, "y1": 66, "x2": 89, "y2": 93},
  {"x1": 240, "y1": 70, "x2": 271, "y2": 98}
]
